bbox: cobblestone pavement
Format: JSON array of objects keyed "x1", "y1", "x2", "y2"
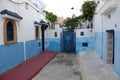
[{"x1": 33, "y1": 53, "x2": 81, "y2": 80}]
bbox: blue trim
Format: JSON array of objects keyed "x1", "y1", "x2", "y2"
[
  {"x1": 106, "y1": 29, "x2": 114, "y2": 32},
  {"x1": 0, "y1": 9, "x2": 23, "y2": 19},
  {"x1": 40, "y1": 20, "x2": 48, "y2": 25},
  {"x1": 7, "y1": 22, "x2": 14, "y2": 41},
  {"x1": 34, "y1": 21, "x2": 41, "y2": 25},
  {"x1": 40, "y1": 20, "x2": 49, "y2": 30}
]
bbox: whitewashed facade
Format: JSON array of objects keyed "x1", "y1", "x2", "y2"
[
  {"x1": 0, "y1": 0, "x2": 46, "y2": 74},
  {"x1": 93, "y1": 0, "x2": 120, "y2": 76}
]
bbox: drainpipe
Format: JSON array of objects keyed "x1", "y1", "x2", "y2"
[{"x1": 41, "y1": 25, "x2": 45, "y2": 51}]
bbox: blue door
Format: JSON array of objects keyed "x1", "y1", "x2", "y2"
[{"x1": 61, "y1": 30, "x2": 75, "y2": 53}]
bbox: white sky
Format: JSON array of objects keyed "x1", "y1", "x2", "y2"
[{"x1": 42, "y1": 0, "x2": 89, "y2": 18}]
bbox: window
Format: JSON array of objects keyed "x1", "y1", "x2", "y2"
[
  {"x1": 7, "y1": 22, "x2": 14, "y2": 41},
  {"x1": 82, "y1": 42, "x2": 88, "y2": 47},
  {"x1": 80, "y1": 32, "x2": 84, "y2": 36},
  {"x1": 54, "y1": 32, "x2": 57, "y2": 37},
  {"x1": 35, "y1": 26, "x2": 40, "y2": 40},
  {"x1": 4, "y1": 19, "x2": 17, "y2": 44},
  {"x1": 108, "y1": 14, "x2": 111, "y2": 19}
]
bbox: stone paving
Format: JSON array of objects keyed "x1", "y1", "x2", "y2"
[{"x1": 33, "y1": 53, "x2": 81, "y2": 80}]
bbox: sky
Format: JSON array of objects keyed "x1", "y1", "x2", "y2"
[{"x1": 42, "y1": 0, "x2": 89, "y2": 18}]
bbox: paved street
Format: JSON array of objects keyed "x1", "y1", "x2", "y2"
[
  {"x1": 33, "y1": 53, "x2": 81, "y2": 80},
  {"x1": 77, "y1": 51, "x2": 120, "y2": 80},
  {"x1": 33, "y1": 51, "x2": 120, "y2": 80}
]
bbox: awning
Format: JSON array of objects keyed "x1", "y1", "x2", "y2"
[
  {"x1": 0, "y1": 9, "x2": 23, "y2": 20},
  {"x1": 39, "y1": 20, "x2": 49, "y2": 25},
  {"x1": 34, "y1": 21, "x2": 41, "y2": 26},
  {"x1": 40, "y1": 20, "x2": 49, "y2": 30},
  {"x1": 34, "y1": 20, "x2": 49, "y2": 30},
  {"x1": 101, "y1": 1, "x2": 117, "y2": 15}
]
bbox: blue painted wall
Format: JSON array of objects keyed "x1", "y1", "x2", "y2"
[
  {"x1": 0, "y1": 40, "x2": 42, "y2": 74},
  {"x1": 1, "y1": 31, "x2": 120, "y2": 77},
  {"x1": 26, "y1": 40, "x2": 42, "y2": 60},
  {"x1": 95, "y1": 31, "x2": 120, "y2": 76},
  {"x1": 114, "y1": 31, "x2": 120, "y2": 76},
  {"x1": 94, "y1": 32, "x2": 107, "y2": 62},
  {"x1": 0, "y1": 42, "x2": 24, "y2": 74},
  {"x1": 76, "y1": 36, "x2": 95, "y2": 54},
  {"x1": 45, "y1": 38, "x2": 60, "y2": 51}
]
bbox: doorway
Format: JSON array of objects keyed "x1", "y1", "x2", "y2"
[
  {"x1": 106, "y1": 30, "x2": 114, "y2": 64},
  {"x1": 61, "y1": 29, "x2": 75, "y2": 53}
]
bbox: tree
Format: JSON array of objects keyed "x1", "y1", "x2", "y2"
[
  {"x1": 64, "y1": 16, "x2": 80, "y2": 29},
  {"x1": 81, "y1": 1, "x2": 97, "y2": 21},
  {"x1": 44, "y1": 11, "x2": 57, "y2": 29}
]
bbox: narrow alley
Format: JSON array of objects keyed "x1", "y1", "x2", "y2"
[
  {"x1": 33, "y1": 53, "x2": 82, "y2": 80},
  {"x1": 1, "y1": 0, "x2": 120, "y2": 80},
  {"x1": 33, "y1": 51, "x2": 120, "y2": 80}
]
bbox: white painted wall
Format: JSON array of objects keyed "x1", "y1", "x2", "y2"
[
  {"x1": 76, "y1": 29, "x2": 94, "y2": 38},
  {"x1": 45, "y1": 24, "x2": 62, "y2": 38},
  {"x1": 0, "y1": 0, "x2": 46, "y2": 45},
  {"x1": 93, "y1": 0, "x2": 120, "y2": 32},
  {"x1": 45, "y1": 23, "x2": 94, "y2": 38},
  {"x1": 18, "y1": 3, "x2": 45, "y2": 42},
  {"x1": 0, "y1": 18, "x2": 4, "y2": 44}
]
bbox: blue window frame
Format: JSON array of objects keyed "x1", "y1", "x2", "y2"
[
  {"x1": 7, "y1": 22, "x2": 14, "y2": 41},
  {"x1": 4, "y1": 19, "x2": 17, "y2": 44},
  {"x1": 36, "y1": 27, "x2": 38, "y2": 38},
  {"x1": 35, "y1": 26, "x2": 40, "y2": 40}
]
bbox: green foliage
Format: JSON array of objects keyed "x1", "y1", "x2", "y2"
[
  {"x1": 64, "y1": 16, "x2": 80, "y2": 29},
  {"x1": 64, "y1": 1, "x2": 96, "y2": 29},
  {"x1": 82, "y1": 1, "x2": 97, "y2": 21},
  {"x1": 44, "y1": 11, "x2": 57, "y2": 29}
]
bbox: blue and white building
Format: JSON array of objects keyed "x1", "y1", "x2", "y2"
[
  {"x1": 0, "y1": 0, "x2": 47, "y2": 74},
  {"x1": 76, "y1": 20, "x2": 95, "y2": 54},
  {"x1": 45, "y1": 23, "x2": 62, "y2": 51},
  {"x1": 1, "y1": 0, "x2": 120, "y2": 77},
  {"x1": 93, "y1": 0, "x2": 120, "y2": 76}
]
